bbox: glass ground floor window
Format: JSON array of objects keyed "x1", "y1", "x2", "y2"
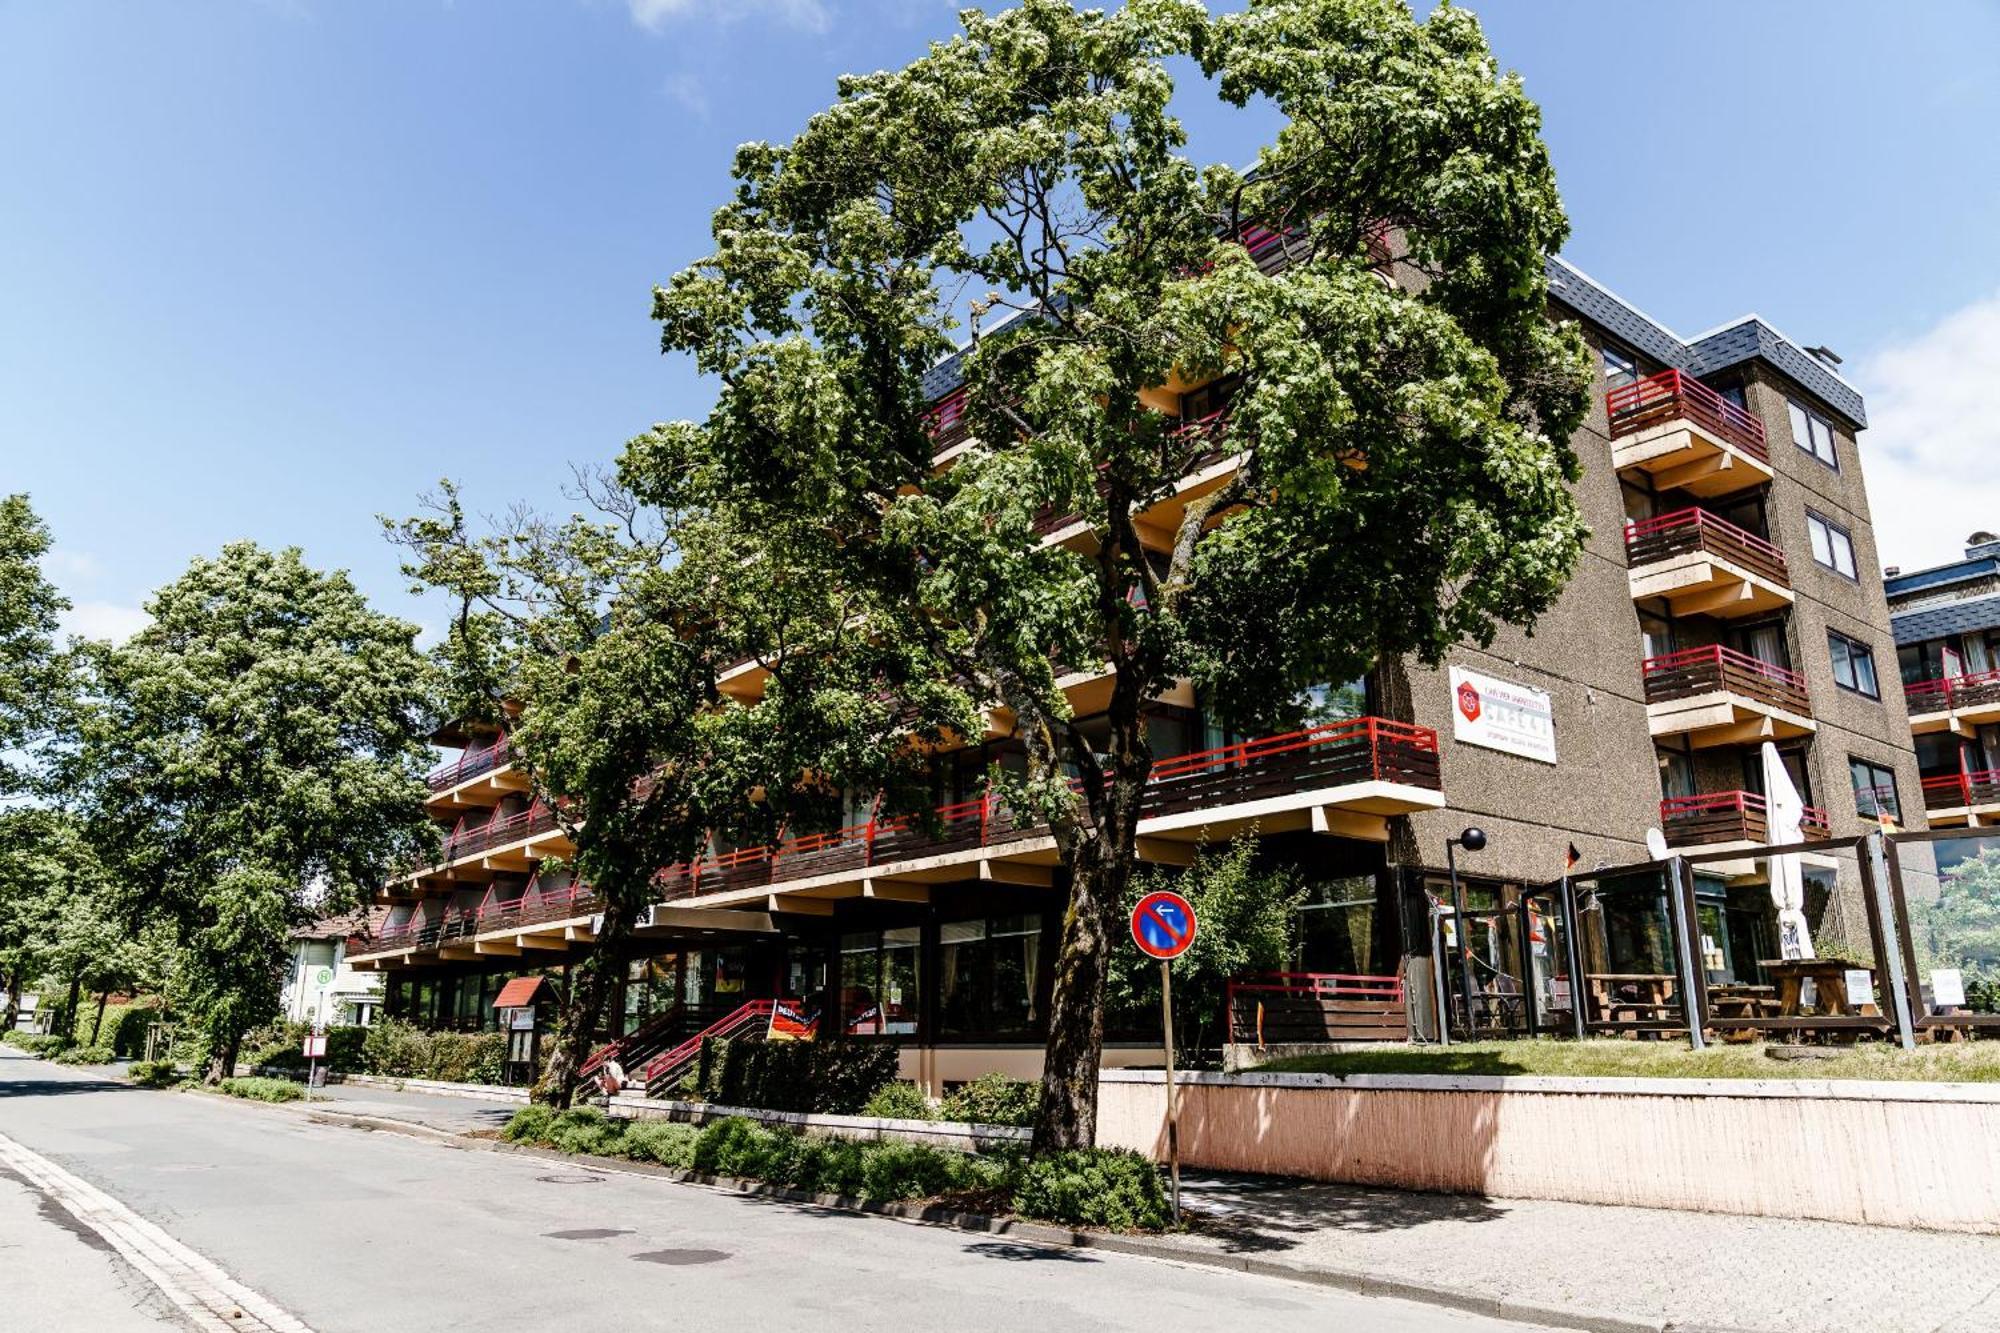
[
  {"x1": 840, "y1": 927, "x2": 921, "y2": 1035},
  {"x1": 1295, "y1": 876, "x2": 1380, "y2": 974},
  {"x1": 938, "y1": 913, "x2": 1045, "y2": 1040}
]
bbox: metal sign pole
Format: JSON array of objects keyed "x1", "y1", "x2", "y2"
[
  {"x1": 1160, "y1": 958, "x2": 1181, "y2": 1225},
  {"x1": 1866, "y1": 832, "x2": 1917, "y2": 1051},
  {"x1": 1664, "y1": 858, "x2": 1705, "y2": 1052}
]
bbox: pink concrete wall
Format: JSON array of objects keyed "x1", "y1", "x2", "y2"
[{"x1": 1096, "y1": 1072, "x2": 2000, "y2": 1233}]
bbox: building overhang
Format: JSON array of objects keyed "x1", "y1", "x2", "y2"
[
  {"x1": 1610, "y1": 421, "x2": 1774, "y2": 498},
  {"x1": 1646, "y1": 693, "x2": 1815, "y2": 748},
  {"x1": 1628, "y1": 554, "x2": 1794, "y2": 620}
]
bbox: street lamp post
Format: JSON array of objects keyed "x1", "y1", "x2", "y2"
[{"x1": 1444, "y1": 827, "x2": 1487, "y2": 1042}]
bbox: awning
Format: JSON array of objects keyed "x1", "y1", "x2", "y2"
[{"x1": 492, "y1": 976, "x2": 550, "y2": 1010}]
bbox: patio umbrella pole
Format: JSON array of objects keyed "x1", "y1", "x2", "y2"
[{"x1": 1557, "y1": 874, "x2": 1587, "y2": 1040}]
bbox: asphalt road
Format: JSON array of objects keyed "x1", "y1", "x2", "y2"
[{"x1": 0, "y1": 1049, "x2": 1553, "y2": 1332}]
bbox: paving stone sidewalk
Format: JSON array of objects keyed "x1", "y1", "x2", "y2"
[{"x1": 300, "y1": 1079, "x2": 2000, "y2": 1333}]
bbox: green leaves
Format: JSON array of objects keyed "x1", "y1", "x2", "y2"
[{"x1": 0, "y1": 494, "x2": 71, "y2": 796}]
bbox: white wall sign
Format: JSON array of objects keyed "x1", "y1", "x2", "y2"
[
  {"x1": 1449, "y1": 666, "x2": 1558, "y2": 765},
  {"x1": 1932, "y1": 968, "x2": 1966, "y2": 1009}
]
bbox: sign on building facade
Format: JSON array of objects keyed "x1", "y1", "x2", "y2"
[{"x1": 1449, "y1": 666, "x2": 1557, "y2": 765}]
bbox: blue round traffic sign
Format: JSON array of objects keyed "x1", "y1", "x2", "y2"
[{"x1": 1131, "y1": 890, "x2": 1198, "y2": 961}]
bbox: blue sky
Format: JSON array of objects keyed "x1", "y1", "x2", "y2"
[{"x1": 5, "y1": 0, "x2": 1999, "y2": 642}]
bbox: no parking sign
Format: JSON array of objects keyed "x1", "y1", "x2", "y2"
[{"x1": 1130, "y1": 890, "x2": 1197, "y2": 961}]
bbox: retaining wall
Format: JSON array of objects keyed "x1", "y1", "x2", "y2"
[{"x1": 1097, "y1": 1069, "x2": 2000, "y2": 1233}]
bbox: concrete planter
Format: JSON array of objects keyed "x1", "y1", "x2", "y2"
[
  {"x1": 1097, "y1": 1069, "x2": 2000, "y2": 1233},
  {"x1": 608, "y1": 1094, "x2": 1030, "y2": 1152}
]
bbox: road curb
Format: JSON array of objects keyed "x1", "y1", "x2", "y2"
[{"x1": 302, "y1": 1107, "x2": 1675, "y2": 1333}]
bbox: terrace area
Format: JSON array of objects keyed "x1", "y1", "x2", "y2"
[
  {"x1": 1643, "y1": 645, "x2": 1815, "y2": 747},
  {"x1": 1921, "y1": 769, "x2": 2000, "y2": 827},
  {"x1": 1625, "y1": 508, "x2": 1793, "y2": 619},
  {"x1": 1659, "y1": 791, "x2": 1831, "y2": 853},
  {"x1": 1607, "y1": 369, "x2": 1773, "y2": 498},
  {"x1": 1904, "y1": 671, "x2": 2000, "y2": 734}
]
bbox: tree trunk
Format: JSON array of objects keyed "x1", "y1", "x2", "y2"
[
  {"x1": 533, "y1": 899, "x2": 637, "y2": 1109},
  {"x1": 1032, "y1": 856, "x2": 1113, "y2": 1152},
  {"x1": 204, "y1": 1029, "x2": 241, "y2": 1085},
  {"x1": 2, "y1": 976, "x2": 17, "y2": 1032},
  {"x1": 62, "y1": 971, "x2": 82, "y2": 1041},
  {"x1": 91, "y1": 991, "x2": 110, "y2": 1047}
]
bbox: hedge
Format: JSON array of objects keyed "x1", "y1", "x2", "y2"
[
  {"x1": 358, "y1": 1021, "x2": 505, "y2": 1084},
  {"x1": 694, "y1": 1037, "x2": 899, "y2": 1114},
  {"x1": 51, "y1": 1043, "x2": 116, "y2": 1065},
  {"x1": 496, "y1": 1108, "x2": 1172, "y2": 1231},
  {"x1": 939, "y1": 1075, "x2": 1039, "y2": 1127},
  {"x1": 218, "y1": 1076, "x2": 305, "y2": 1103},
  {"x1": 129, "y1": 1060, "x2": 184, "y2": 1088}
]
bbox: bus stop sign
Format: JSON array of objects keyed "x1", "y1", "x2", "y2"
[{"x1": 1131, "y1": 890, "x2": 1197, "y2": 961}]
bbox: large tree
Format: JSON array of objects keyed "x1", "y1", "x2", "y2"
[
  {"x1": 641, "y1": 0, "x2": 1590, "y2": 1148},
  {"x1": 0, "y1": 494, "x2": 71, "y2": 795},
  {"x1": 75, "y1": 543, "x2": 436, "y2": 1081},
  {"x1": 390, "y1": 473, "x2": 944, "y2": 1107}
]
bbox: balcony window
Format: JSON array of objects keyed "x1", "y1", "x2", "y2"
[
  {"x1": 1827, "y1": 630, "x2": 1880, "y2": 699},
  {"x1": 1849, "y1": 757, "x2": 1901, "y2": 822},
  {"x1": 1788, "y1": 398, "x2": 1840, "y2": 470},
  {"x1": 1805, "y1": 510, "x2": 1858, "y2": 580},
  {"x1": 1601, "y1": 343, "x2": 1640, "y2": 389}
]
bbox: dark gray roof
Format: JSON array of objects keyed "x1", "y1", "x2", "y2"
[
  {"x1": 1546, "y1": 257, "x2": 1866, "y2": 430},
  {"x1": 1892, "y1": 594, "x2": 2000, "y2": 647},
  {"x1": 1885, "y1": 548, "x2": 2000, "y2": 599},
  {"x1": 920, "y1": 255, "x2": 1869, "y2": 432}
]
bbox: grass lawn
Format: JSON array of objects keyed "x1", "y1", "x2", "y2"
[{"x1": 1251, "y1": 1039, "x2": 2000, "y2": 1083}]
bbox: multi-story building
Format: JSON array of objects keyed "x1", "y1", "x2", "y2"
[
  {"x1": 279, "y1": 909, "x2": 386, "y2": 1028},
  {"x1": 1886, "y1": 534, "x2": 2000, "y2": 830},
  {"x1": 347, "y1": 244, "x2": 1917, "y2": 1086}
]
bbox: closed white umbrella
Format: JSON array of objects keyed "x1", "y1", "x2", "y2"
[{"x1": 1761, "y1": 741, "x2": 1814, "y2": 960}]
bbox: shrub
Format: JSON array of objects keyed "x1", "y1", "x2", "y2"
[
  {"x1": 939, "y1": 1074, "x2": 1039, "y2": 1127},
  {"x1": 360, "y1": 1019, "x2": 431, "y2": 1078},
  {"x1": 218, "y1": 1076, "x2": 305, "y2": 1103},
  {"x1": 785, "y1": 1134, "x2": 871, "y2": 1196},
  {"x1": 1011, "y1": 1148, "x2": 1171, "y2": 1231},
  {"x1": 103, "y1": 1002, "x2": 166, "y2": 1059},
  {"x1": 546, "y1": 1107, "x2": 628, "y2": 1157},
  {"x1": 52, "y1": 1043, "x2": 116, "y2": 1066},
  {"x1": 1, "y1": 1030, "x2": 66, "y2": 1055},
  {"x1": 860, "y1": 1080, "x2": 935, "y2": 1121},
  {"x1": 357, "y1": 1020, "x2": 504, "y2": 1083},
  {"x1": 859, "y1": 1140, "x2": 967, "y2": 1201},
  {"x1": 501, "y1": 1104, "x2": 555, "y2": 1144},
  {"x1": 129, "y1": 1060, "x2": 183, "y2": 1088},
  {"x1": 622, "y1": 1120, "x2": 700, "y2": 1168},
  {"x1": 246, "y1": 1021, "x2": 370, "y2": 1074},
  {"x1": 427, "y1": 1031, "x2": 506, "y2": 1085},
  {"x1": 697, "y1": 1038, "x2": 900, "y2": 1114},
  {"x1": 691, "y1": 1116, "x2": 801, "y2": 1180}
]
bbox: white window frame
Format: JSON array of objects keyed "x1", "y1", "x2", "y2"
[
  {"x1": 1806, "y1": 510, "x2": 1859, "y2": 581},
  {"x1": 1789, "y1": 397, "x2": 1840, "y2": 469}
]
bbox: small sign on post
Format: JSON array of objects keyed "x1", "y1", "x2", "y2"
[
  {"x1": 303, "y1": 1031, "x2": 328, "y2": 1103},
  {"x1": 1131, "y1": 889, "x2": 1197, "y2": 1224}
]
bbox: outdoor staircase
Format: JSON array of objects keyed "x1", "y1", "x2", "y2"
[
  {"x1": 640, "y1": 1000, "x2": 777, "y2": 1098},
  {"x1": 579, "y1": 1005, "x2": 690, "y2": 1085}
]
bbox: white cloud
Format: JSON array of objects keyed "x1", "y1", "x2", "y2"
[
  {"x1": 663, "y1": 71, "x2": 710, "y2": 119},
  {"x1": 1856, "y1": 292, "x2": 2000, "y2": 573},
  {"x1": 40, "y1": 550, "x2": 100, "y2": 583},
  {"x1": 59, "y1": 601, "x2": 150, "y2": 645},
  {"x1": 628, "y1": 0, "x2": 830, "y2": 34}
]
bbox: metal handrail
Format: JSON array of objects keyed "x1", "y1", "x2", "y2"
[
  {"x1": 1658, "y1": 790, "x2": 1831, "y2": 832},
  {"x1": 1606, "y1": 369, "x2": 1768, "y2": 460},
  {"x1": 1641, "y1": 643, "x2": 1807, "y2": 691},
  {"x1": 1624, "y1": 507, "x2": 1787, "y2": 565}
]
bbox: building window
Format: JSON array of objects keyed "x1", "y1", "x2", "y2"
[
  {"x1": 1788, "y1": 398, "x2": 1840, "y2": 469},
  {"x1": 1849, "y1": 757, "x2": 1901, "y2": 822},
  {"x1": 1827, "y1": 631, "x2": 1880, "y2": 699},
  {"x1": 938, "y1": 914, "x2": 1044, "y2": 1041},
  {"x1": 1601, "y1": 343, "x2": 1639, "y2": 388},
  {"x1": 839, "y1": 927, "x2": 921, "y2": 1036},
  {"x1": 1805, "y1": 510, "x2": 1859, "y2": 580}
]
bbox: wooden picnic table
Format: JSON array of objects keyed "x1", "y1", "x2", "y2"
[
  {"x1": 1758, "y1": 959, "x2": 1878, "y2": 1017},
  {"x1": 1584, "y1": 973, "x2": 1677, "y2": 1035}
]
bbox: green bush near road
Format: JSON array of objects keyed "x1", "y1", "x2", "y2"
[
  {"x1": 859, "y1": 1080, "x2": 935, "y2": 1121},
  {"x1": 218, "y1": 1076, "x2": 305, "y2": 1103},
  {"x1": 51, "y1": 1043, "x2": 116, "y2": 1065},
  {"x1": 939, "y1": 1075, "x2": 1039, "y2": 1127},
  {"x1": 129, "y1": 1059, "x2": 183, "y2": 1087},
  {"x1": 1, "y1": 1031, "x2": 66, "y2": 1055},
  {"x1": 496, "y1": 1108, "x2": 1168, "y2": 1231},
  {"x1": 358, "y1": 1021, "x2": 505, "y2": 1084}
]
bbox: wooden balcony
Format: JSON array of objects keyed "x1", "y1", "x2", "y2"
[
  {"x1": 1607, "y1": 370, "x2": 1772, "y2": 498},
  {"x1": 1922, "y1": 770, "x2": 2000, "y2": 827},
  {"x1": 1660, "y1": 792, "x2": 1831, "y2": 853},
  {"x1": 1624, "y1": 508, "x2": 1793, "y2": 619},
  {"x1": 1643, "y1": 645, "x2": 1814, "y2": 747},
  {"x1": 392, "y1": 799, "x2": 573, "y2": 890},
  {"x1": 1904, "y1": 671, "x2": 2000, "y2": 735},
  {"x1": 348, "y1": 879, "x2": 604, "y2": 967},
  {"x1": 653, "y1": 718, "x2": 1444, "y2": 910},
  {"x1": 424, "y1": 735, "x2": 527, "y2": 809}
]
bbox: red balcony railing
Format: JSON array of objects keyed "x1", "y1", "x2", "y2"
[
  {"x1": 653, "y1": 717, "x2": 1440, "y2": 902},
  {"x1": 1904, "y1": 670, "x2": 2000, "y2": 716},
  {"x1": 425, "y1": 734, "x2": 512, "y2": 793},
  {"x1": 1659, "y1": 792, "x2": 1831, "y2": 848},
  {"x1": 925, "y1": 386, "x2": 971, "y2": 450},
  {"x1": 353, "y1": 879, "x2": 603, "y2": 957},
  {"x1": 1641, "y1": 645, "x2": 1811, "y2": 718},
  {"x1": 1607, "y1": 369, "x2": 1768, "y2": 461},
  {"x1": 1624, "y1": 508, "x2": 1789, "y2": 588},
  {"x1": 1923, "y1": 770, "x2": 2000, "y2": 811}
]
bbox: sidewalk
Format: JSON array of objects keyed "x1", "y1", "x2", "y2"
[{"x1": 297, "y1": 1079, "x2": 2000, "y2": 1333}]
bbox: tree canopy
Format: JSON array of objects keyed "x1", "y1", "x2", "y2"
[
  {"x1": 639, "y1": 0, "x2": 1590, "y2": 1146},
  {"x1": 74, "y1": 542, "x2": 437, "y2": 1078},
  {"x1": 0, "y1": 494, "x2": 71, "y2": 795}
]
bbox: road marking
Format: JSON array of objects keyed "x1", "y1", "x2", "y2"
[{"x1": 0, "y1": 1129, "x2": 316, "y2": 1333}]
